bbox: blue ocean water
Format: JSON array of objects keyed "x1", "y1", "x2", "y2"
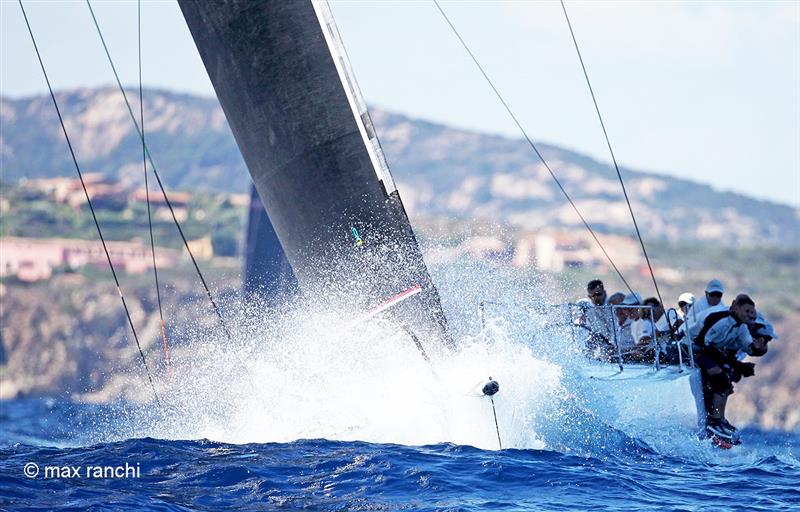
[{"x1": 2, "y1": 398, "x2": 798, "y2": 511}]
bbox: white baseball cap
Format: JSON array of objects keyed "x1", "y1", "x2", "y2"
[
  {"x1": 678, "y1": 292, "x2": 695, "y2": 305},
  {"x1": 705, "y1": 279, "x2": 724, "y2": 294}
]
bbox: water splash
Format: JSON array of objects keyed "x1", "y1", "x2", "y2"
[{"x1": 84, "y1": 260, "x2": 696, "y2": 458}]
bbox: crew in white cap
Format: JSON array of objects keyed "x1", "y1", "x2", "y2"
[
  {"x1": 703, "y1": 279, "x2": 725, "y2": 308},
  {"x1": 678, "y1": 292, "x2": 695, "y2": 314},
  {"x1": 621, "y1": 292, "x2": 642, "y2": 306},
  {"x1": 611, "y1": 292, "x2": 641, "y2": 353},
  {"x1": 673, "y1": 292, "x2": 696, "y2": 339},
  {"x1": 687, "y1": 279, "x2": 726, "y2": 341},
  {"x1": 628, "y1": 293, "x2": 656, "y2": 360}
]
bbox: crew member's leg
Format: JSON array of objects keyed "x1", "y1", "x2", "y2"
[
  {"x1": 703, "y1": 365, "x2": 737, "y2": 442},
  {"x1": 696, "y1": 345, "x2": 738, "y2": 442},
  {"x1": 697, "y1": 352, "x2": 722, "y2": 422},
  {"x1": 706, "y1": 369, "x2": 731, "y2": 422}
]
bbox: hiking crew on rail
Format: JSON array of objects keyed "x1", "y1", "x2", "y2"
[{"x1": 575, "y1": 278, "x2": 777, "y2": 446}]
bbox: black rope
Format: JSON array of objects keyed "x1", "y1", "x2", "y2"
[
  {"x1": 432, "y1": 0, "x2": 634, "y2": 295},
  {"x1": 86, "y1": 0, "x2": 233, "y2": 342},
  {"x1": 138, "y1": 0, "x2": 171, "y2": 371},
  {"x1": 559, "y1": 0, "x2": 666, "y2": 308},
  {"x1": 490, "y1": 397, "x2": 502, "y2": 449},
  {"x1": 19, "y1": 0, "x2": 161, "y2": 407}
]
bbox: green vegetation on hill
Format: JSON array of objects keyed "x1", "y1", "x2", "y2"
[
  {"x1": 0, "y1": 181, "x2": 245, "y2": 256},
  {"x1": 2, "y1": 88, "x2": 797, "y2": 247}
]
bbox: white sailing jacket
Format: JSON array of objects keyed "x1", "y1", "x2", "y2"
[
  {"x1": 700, "y1": 312, "x2": 754, "y2": 354},
  {"x1": 687, "y1": 303, "x2": 727, "y2": 341}
]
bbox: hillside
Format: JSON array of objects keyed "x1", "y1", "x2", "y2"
[
  {"x1": 1, "y1": 87, "x2": 798, "y2": 430},
  {"x1": 2, "y1": 88, "x2": 797, "y2": 247}
]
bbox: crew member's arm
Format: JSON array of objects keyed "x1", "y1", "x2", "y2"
[
  {"x1": 748, "y1": 335, "x2": 768, "y2": 357},
  {"x1": 728, "y1": 324, "x2": 756, "y2": 354}
]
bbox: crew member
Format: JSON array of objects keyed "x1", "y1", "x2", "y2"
[
  {"x1": 580, "y1": 279, "x2": 615, "y2": 359},
  {"x1": 644, "y1": 296, "x2": 682, "y2": 363},
  {"x1": 586, "y1": 279, "x2": 607, "y2": 306},
  {"x1": 687, "y1": 279, "x2": 725, "y2": 340},
  {"x1": 694, "y1": 294, "x2": 768, "y2": 444},
  {"x1": 644, "y1": 297, "x2": 680, "y2": 336},
  {"x1": 608, "y1": 292, "x2": 626, "y2": 306},
  {"x1": 614, "y1": 292, "x2": 639, "y2": 353}
]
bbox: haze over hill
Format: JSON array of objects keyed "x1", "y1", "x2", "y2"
[{"x1": 1, "y1": 87, "x2": 797, "y2": 247}]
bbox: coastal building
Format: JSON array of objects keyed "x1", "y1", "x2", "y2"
[
  {"x1": 0, "y1": 237, "x2": 180, "y2": 282},
  {"x1": 512, "y1": 231, "x2": 643, "y2": 272}
]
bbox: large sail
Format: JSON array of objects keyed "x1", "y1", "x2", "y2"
[{"x1": 179, "y1": 0, "x2": 452, "y2": 347}]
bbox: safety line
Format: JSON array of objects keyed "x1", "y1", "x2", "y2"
[
  {"x1": 86, "y1": 0, "x2": 233, "y2": 342},
  {"x1": 432, "y1": 0, "x2": 634, "y2": 295},
  {"x1": 559, "y1": 0, "x2": 666, "y2": 308},
  {"x1": 19, "y1": 0, "x2": 161, "y2": 407},
  {"x1": 138, "y1": 0, "x2": 171, "y2": 375}
]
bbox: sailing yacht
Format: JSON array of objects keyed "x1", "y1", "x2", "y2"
[{"x1": 179, "y1": 0, "x2": 705, "y2": 443}]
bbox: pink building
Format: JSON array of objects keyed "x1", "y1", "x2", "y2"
[{"x1": 1, "y1": 237, "x2": 180, "y2": 282}]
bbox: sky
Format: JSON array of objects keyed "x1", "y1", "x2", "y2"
[{"x1": 1, "y1": 0, "x2": 798, "y2": 207}]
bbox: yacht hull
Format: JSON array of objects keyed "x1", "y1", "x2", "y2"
[{"x1": 576, "y1": 361, "x2": 705, "y2": 433}]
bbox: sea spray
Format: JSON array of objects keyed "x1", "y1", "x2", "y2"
[
  {"x1": 83, "y1": 259, "x2": 676, "y2": 456},
  {"x1": 94, "y1": 299, "x2": 566, "y2": 450}
]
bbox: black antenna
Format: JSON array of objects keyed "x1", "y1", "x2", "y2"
[{"x1": 482, "y1": 377, "x2": 502, "y2": 449}]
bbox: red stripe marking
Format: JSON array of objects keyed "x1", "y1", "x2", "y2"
[{"x1": 367, "y1": 284, "x2": 423, "y2": 315}]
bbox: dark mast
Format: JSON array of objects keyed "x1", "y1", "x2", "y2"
[{"x1": 179, "y1": 0, "x2": 452, "y2": 347}]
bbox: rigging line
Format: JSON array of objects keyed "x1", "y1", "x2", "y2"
[
  {"x1": 18, "y1": 0, "x2": 161, "y2": 408},
  {"x1": 92, "y1": 5, "x2": 260, "y2": 400},
  {"x1": 86, "y1": 0, "x2": 233, "y2": 342},
  {"x1": 432, "y1": 0, "x2": 634, "y2": 295},
  {"x1": 559, "y1": 0, "x2": 666, "y2": 308},
  {"x1": 138, "y1": 0, "x2": 171, "y2": 375}
]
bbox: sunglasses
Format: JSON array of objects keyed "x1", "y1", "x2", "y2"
[
  {"x1": 589, "y1": 291, "x2": 605, "y2": 298},
  {"x1": 707, "y1": 292, "x2": 723, "y2": 298}
]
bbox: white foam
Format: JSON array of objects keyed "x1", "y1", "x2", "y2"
[
  {"x1": 132, "y1": 304, "x2": 564, "y2": 451},
  {"x1": 100, "y1": 261, "x2": 714, "y2": 456}
]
